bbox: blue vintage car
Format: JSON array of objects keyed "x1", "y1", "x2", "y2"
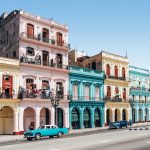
[
  {"x1": 24, "y1": 125, "x2": 69, "y2": 141},
  {"x1": 109, "y1": 120, "x2": 128, "y2": 129}
]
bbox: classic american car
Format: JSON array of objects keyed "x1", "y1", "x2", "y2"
[{"x1": 24, "y1": 125, "x2": 69, "y2": 141}]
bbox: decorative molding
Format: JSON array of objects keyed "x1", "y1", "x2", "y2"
[
  {"x1": 23, "y1": 75, "x2": 37, "y2": 79},
  {"x1": 39, "y1": 77, "x2": 51, "y2": 81},
  {"x1": 54, "y1": 78, "x2": 66, "y2": 83}
]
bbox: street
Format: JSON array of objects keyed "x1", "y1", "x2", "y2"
[{"x1": 1, "y1": 129, "x2": 150, "y2": 150}]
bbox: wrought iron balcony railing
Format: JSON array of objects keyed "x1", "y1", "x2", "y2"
[
  {"x1": 20, "y1": 57, "x2": 68, "y2": 69},
  {"x1": 70, "y1": 96, "x2": 102, "y2": 101},
  {"x1": 20, "y1": 32, "x2": 70, "y2": 49}
]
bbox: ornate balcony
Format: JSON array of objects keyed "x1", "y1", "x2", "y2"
[
  {"x1": 104, "y1": 96, "x2": 127, "y2": 102},
  {"x1": 20, "y1": 32, "x2": 70, "y2": 49},
  {"x1": 70, "y1": 96, "x2": 102, "y2": 101},
  {"x1": 20, "y1": 57, "x2": 68, "y2": 69},
  {"x1": 106, "y1": 75, "x2": 129, "y2": 81}
]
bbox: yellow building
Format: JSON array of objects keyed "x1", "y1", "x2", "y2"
[{"x1": 0, "y1": 57, "x2": 20, "y2": 134}]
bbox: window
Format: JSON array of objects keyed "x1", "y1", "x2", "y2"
[
  {"x1": 56, "y1": 53, "x2": 63, "y2": 68},
  {"x1": 114, "y1": 65, "x2": 118, "y2": 77},
  {"x1": 26, "y1": 47, "x2": 34, "y2": 56},
  {"x1": 27, "y1": 23, "x2": 34, "y2": 39},
  {"x1": 56, "y1": 82, "x2": 64, "y2": 98},
  {"x1": 42, "y1": 28, "x2": 49, "y2": 43},
  {"x1": 123, "y1": 88, "x2": 126, "y2": 100},
  {"x1": 107, "y1": 86, "x2": 111, "y2": 98},
  {"x1": 115, "y1": 87, "x2": 119, "y2": 95},
  {"x1": 42, "y1": 80, "x2": 49, "y2": 90},
  {"x1": 84, "y1": 85, "x2": 90, "y2": 100},
  {"x1": 122, "y1": 67, "x2": 125, "y2": 78},
  {"x1": 26, "y1": 78, "x2": 34, "y2": 89},
  {"x1": 92, "y1": 61, "x2": 96, "y2": 70},
  {"x1": 57, "y1": 32, "x2": 63, "y2": 46},
  {"x1": 95, "y1": 86, "x2": 100, "y2": 100},
  {"x1": 73, "y1": 84, "x2": 78, "y2": 100},
  {"x1": 106, "y1": 64, "x2": 110, "y2": 76}
]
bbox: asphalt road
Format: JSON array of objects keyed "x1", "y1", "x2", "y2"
[{"x1": 1, "y1": 129, "x2": 150, "y2": 150}]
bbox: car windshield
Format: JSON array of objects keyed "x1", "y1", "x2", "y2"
[{"x1": 38, "y1": 126, "x2": 45, "y2": 129}]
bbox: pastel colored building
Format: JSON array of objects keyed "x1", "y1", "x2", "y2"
[
  {"x1": 0, "y1": 10, "x2": 70, "y2": 134},
  {"x1": 68, "y1": 66, "x2": 105, "y2": 129},
  {"x1": 129, "y1": 66, "x2": 150, "y2": 122},
  {"x1": 0, "y1": 57, "x2": 20, "y2": 134},
  {"x1": 69, "y1": 50, "x2": 131, "y2": 125}
]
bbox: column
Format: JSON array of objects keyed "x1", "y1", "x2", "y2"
[
  {"x1": 80, "y1": 109, "x2": 84, "y2": 129},
  {"x1": 112, "y1": 109, "x2": 115, "y2": 122},
  {"x1": 91, "y1": 109, "x2": 95, "y2": 128},
  {"x1": 35, "y1": 108, "x2": 40, "y2": 129},
  {"x1": 100, "y1": 84, "x2": 104, "y2": 100},
  {"x1": 51, "y1": 108, "x2": 55, "y2": 125},
  {"x1": 135, "y1": 108, "x2": 139, "y2": 122},
  {"x1": 142, "y1": 108, "x2": 145, "y2": 121},
  {"x1": 120, "y1": 108, "x2": 122, "y2": 121},
  {"x1": 79, "y1": 82, "x2": 83, "y2": 98},
  {"x1": 13, "y1": 108, "x2": 19, "y2": 134},
  {"x1": 90, "y1": 84, "x2": 94, "y2": 100},
  {"x1": 64, "y1": 108, "x2": 69, "y2": 128},
  {"x1": 18, "y1": 107, "x2": 24, "y2": 134}
]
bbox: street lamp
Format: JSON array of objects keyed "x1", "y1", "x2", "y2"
[{"x1": 50, "y1": 92, "x2": 60, "y2": 126}]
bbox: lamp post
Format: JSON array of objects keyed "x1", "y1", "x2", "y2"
[{"x1": 50, "y1": 93, "x2": 60, "y2": 126}]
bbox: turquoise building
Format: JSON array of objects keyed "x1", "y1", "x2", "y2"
[
  {"x1": 68, "y1": 66, "x2": 105, "y2": 129},
  {"x1": 129, "y1": 66, "x2": 150, "y2": 123}
]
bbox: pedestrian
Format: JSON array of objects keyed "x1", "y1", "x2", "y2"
[{"x1": 129, "y1": 119, "x2": 133, "y2": 127}]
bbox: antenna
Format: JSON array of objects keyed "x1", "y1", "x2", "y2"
[{"x1": 126, "y1": 50, "x2": 128, "y2": 58}]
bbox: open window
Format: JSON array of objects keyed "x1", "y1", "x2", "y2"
[
  {"x1": 27, "y1": 23, "x2": 34, "y2": 39},
  {"x1": 42, "y1": 28, "x2": 49, "y2": 43},
  {"x1": 26, "y1": 47, "x2": 34, "y2": 56}
]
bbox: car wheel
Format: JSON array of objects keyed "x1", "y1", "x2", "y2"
[
  {"x1": 27, "y1": 137, "x2": 33, "y2": 141},
  {"x1": 57, "y1": 132, "x2": 63, "y2": 137},
  {"x1": 35, "y1": 134, "x2": 41, "y2": 140},
  {"x1": 49, "y1": 136, "x2": 53, "y2": 138}
]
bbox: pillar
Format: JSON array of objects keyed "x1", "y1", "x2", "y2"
[
  {"x1": 91, "y1": 109, "x2": 95, "y2": 128},
  {"x1": 100, "y1": 107, "x2": 105, "y2": 127},
  {"x1": 18, "y1": 107, "x2": 24, "y2": 134},
  {"x1": 120, "y1": 109, "x2": 122, "y2": 121},
  {"x1": 51, "y1": 108, "x2": 55, "y2": 125},
  {"x1": 13, "y1": 108, "x2": 19, "y2": 135},
  {"x1": 80, "y1": 109, "x2": 84, "y2": 129},
  {"x1": 90, "y1": 84, "x2": 94, "y2": 100},
  {"x1": 35, "y1": 108, "x2": 40, "y2": 129},
  {"x1": 69, "y1": 108, "x2": 72, "y2": 129}
]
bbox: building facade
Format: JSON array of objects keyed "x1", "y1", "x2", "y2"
[
  {"x1": 0, "y1": 10, "x2": 70, "y2": 134},
  {"x1": 69, "y1": 50, "x2": 131, "y2": 125},
  {"x1": 129, "y1": 66, "x2": 150, "y2": 123},
  {"x1": 0, "y1": 57, "x2": 20, "y2": 134},
  {"x1": 69, "y1": 66, "x2": 105, "y2": 129}
]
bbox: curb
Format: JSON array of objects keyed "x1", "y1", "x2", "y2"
[{"x1": 129, "y1": 127, "x2": 150, "y2": 130}]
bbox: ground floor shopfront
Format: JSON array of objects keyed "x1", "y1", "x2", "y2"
[
  {"x1": 131, "y1": 103, "x2": 150, "y2": 123},
  {"x1": 0, "y1": 99, "x2": 69, "y2": 135},
  {"x1": 69, "y1": 101, "x2": 105, "y2": 129},
  {"x1": 105, "y1": 102, "x2": 131, "y2": 126}
]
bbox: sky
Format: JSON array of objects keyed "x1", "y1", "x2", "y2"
[{"x1": 0, "y1": 0, "x2": 150, "y2": 69}]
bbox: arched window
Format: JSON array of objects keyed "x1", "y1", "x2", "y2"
[
  {"x1": 114, "y1": 66, "x2": 118, "y2": 77},
  {"x1": 122, "y1": 67, "x2": 125, "y2": 78},
  {"x1": 107, "y1": 86, "x2": 111, "y2": 98},
  {"x1": 57, "y1": 32, "x2": 63, "y2": 46},
  {"x1": 106, "y1": 64, "x2": 110, "y2": 76}
]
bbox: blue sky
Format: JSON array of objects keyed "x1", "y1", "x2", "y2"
[{"x1": 0, "y1": 0, "x2": 150, "y2": 69}]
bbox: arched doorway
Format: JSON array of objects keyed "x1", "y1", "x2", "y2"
[
  {"x1": 57, "y1": 108, "x2": 64, "y2": 128},
  {"x1": 40, "y1": 108, "x2": 51, "y2": 125},
  {"x1": 106, "y1": 109, "x2": 112, "y2": 125},
  {"x1": 23, "y1": 107, "x2": 35, "y2": 131},
  {"x1": 94, "y1": 108, "x2": 100, "y2": 127},
  {"x1": 115, "y1": 109, "x2": 120, "y2": 121},
  {"x1": 71, "y1": 108, "x2": 80, "y2": 129},
  {"x1": 83, "y1": 108, "x2": 91, "y2": 128},
  {"x1": 122, "y1": 109, "x2": 126, "y2": 120},
  {"x1": 0, "y1": 106, "x2": 14, "y2": 134},
  {"x1": 139, "y1": 108, "x2": 143, "y2": 122}
]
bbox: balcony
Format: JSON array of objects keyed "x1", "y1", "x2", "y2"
[
  {"x1": 104, "y1": 96, "x2": 127, "y2": 102},
  {"x1": 130, "y1": 86, "x2": 150, "y2": 91},
  {"x1": 106, "y1": 75, "x2": 129, "y2": 81},
  {"x1": 20, "y1": 32, "x2": 70, "y2": 49},
  {"x1": 71, "y1": 96, "x2": 102, "y2": 101},
  {"x1": 20, "y1": 57, "x2": 68, "y2": 70},
  {"x1": 129, "y1": 99, "x2": 150, "y2": 104},
  {"x1": 130, "y1": 86, "x2": 150, "y2": 96},
  {"x1": 18, "y1": 88, "x2": 66, "y2": 100}
]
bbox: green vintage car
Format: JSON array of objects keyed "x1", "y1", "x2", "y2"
[{"x1": 24, "y1": 125, "x2": 69, "y2": 141}]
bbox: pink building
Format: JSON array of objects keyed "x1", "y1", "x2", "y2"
[{"x1": 0, "y1": 10, "x2": 70, "y2": 134}]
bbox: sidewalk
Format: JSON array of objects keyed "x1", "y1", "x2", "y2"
[{"x1": 0, "y1": 122, "x2": 150, "y2": 144}]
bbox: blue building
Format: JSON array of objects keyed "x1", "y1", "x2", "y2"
[
  {"x1": 68, "y1": 66, "x2": 105, "y2": 129},
  {"x1": 129, "y1": 66, "x2": 150, "y2": 122}
]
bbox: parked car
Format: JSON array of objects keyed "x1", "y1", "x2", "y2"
[
  {"x1": 24, "y1": 125, "x2": 69, "y2": 141},
  {"x1": 109, "y1": 121, "x2": 120, "y2": 129},
  {"x1": 120, "y1": 120, "x2": 128, "y2": 128}
]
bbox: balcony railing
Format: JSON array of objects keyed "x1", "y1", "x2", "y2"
[
  {"x1": 129, "y1": 99, "x2": 150, "y2": 104},
  {"x1": 71, "y1": 96, "x2": 102, "y2": 101},
  {"x1": 130, "y1": 86, "x2": 150, "y2": 91},
  {"x1": 20, "y1": 32, "x2": 70, "y2": 49},
  {"x1": 0, "y1": 93, "x2": 18, "y2": 99},
  {"x1": 20, "y1": 57, "x2": 68, "y2": 69},
  {"x1": 106, "y1": 75, "x2": 129, "y2": 81},
  {"x1": 104, "y1": 96, "x2": 128, "y2": 102}
]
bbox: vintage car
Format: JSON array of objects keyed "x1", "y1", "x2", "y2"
[
  {"x1": 109, "y1": 120, "x2": 128, "y2": 129},
  {"x1": 24, "y1": 125, "x2": 69, "y2": 141}
]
